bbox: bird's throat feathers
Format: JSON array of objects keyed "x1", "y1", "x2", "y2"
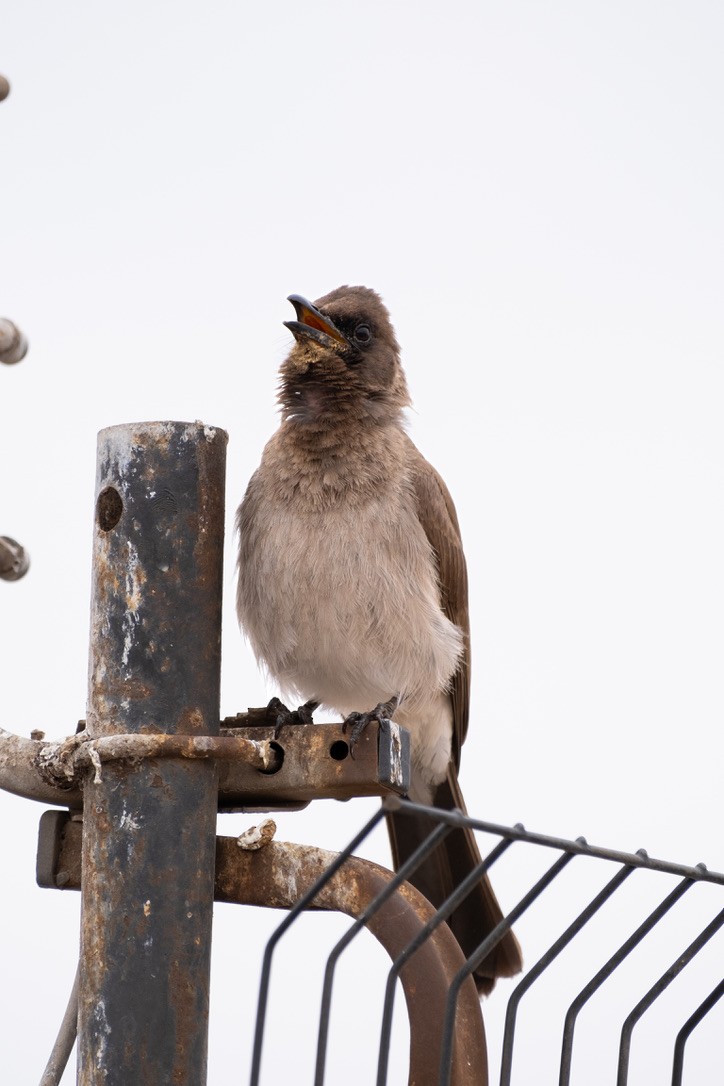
[
  {"x1": 278, "y1": 359, "x2": 409, "y2": 429},
  {"x1": 268, "y1": 284, "x2": 413, "y2": 506},
  {"x1": 264, "y1": 412, "x2": 411, "y2": 508}
]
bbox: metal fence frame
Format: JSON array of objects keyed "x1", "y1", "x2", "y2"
[{"x1": 250, "y1": 798, "x2": 724, "y2": 1086}]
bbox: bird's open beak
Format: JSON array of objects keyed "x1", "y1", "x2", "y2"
[{"x1": 284, "y1": 295, "x2": 349, "y2": 350}]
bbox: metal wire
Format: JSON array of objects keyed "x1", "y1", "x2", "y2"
[
  {"x1": 376, "y1": 835, "x2": 516, "y2": 1086},
  {"x1": 616, "y1": 905, "x2": 724, "y2": 1085},
  {"x1": 38, "y1": 965, "x2": 79, "y2": 1086},
  {"x1": 671, "y1": 977, "x2": 724, "y2": 1085},
  {"x1": 313, "y1": 820, "x2": 453, "y2": 1085},
  {"x1": 250, "y1": 800, "x2": 724, "y2": 1086},
  {"x1": 249, "y1": 805, "x2": 388, "y2": 1086},
  {"x1": 558, "y1": 875, "x2": 698, "y2": 1086},
  {"x1": 500, "y1": 862, "x2": 638, "y2": 1086},
  {"x1": 439, "y1": 850, "x2": 577, "y2": 1086}
]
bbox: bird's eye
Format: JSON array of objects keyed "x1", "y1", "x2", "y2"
[{"x1": 353, "y1": 323, "x2": 372, "y2": 345}]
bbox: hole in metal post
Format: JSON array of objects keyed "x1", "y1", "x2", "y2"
[
  {"x1": 329, "y1": 740, "x2": 349, "y2": 761},
  {"x1": 259, "y1": 741, "x2": 284, "y2": 775},
  {"x1": 97, "y1": 487, "x2": 123, "y2": 532}
]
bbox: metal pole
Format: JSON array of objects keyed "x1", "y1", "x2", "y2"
[{"x1": 77, "y1": 421, "x2": 227, "y2": 1086}]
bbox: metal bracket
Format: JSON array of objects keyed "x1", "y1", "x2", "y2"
[
  {"x1": 34, "y1": 718, "x2": 412, "y2": 883},
  {"x1": 217, "y1": 720, "x2": 410, "y2": 811},
  {"x1": 1, "y1": 718, "x2": 410, "y2": 811},
  {"x1": 36, "y1": 815, "x2": 485, "y2": 1085},
  {"x1": 36, "y1": 810, "x2": 80, "y2": 889}
]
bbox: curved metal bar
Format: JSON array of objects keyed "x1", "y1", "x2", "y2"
[
  {"x1": 671, "y1": 977, "x2": 724, "y2": 1086},
  {"x1": 38, "y1": 965, "x2": 79, "y2": 1086},
  {"x1": 0, "y1": 729, "x2": 82, "y2": 807},
  {"x1": 244, "y1": 807, "x2": 387, "y2": 1086},
  {"x1": 617, "y1": 906, "x2": 724, "y2": 1084},
  {"x1": 37, "y1": 731, "x2": 275, "y2": 786},
  {"x1": 439, "y1": 850, "x2": 576, "y2": 1086},
  {"x1": 314, "y1": 821, "x2": 453, "y2": 1086},
  {"x1": 500, "y1": 862, "x2": 637, "y2": 1086},
  {"x1": 213, "y1": 836, "x2": 487, "y2": 1086},
  {"x1": 377, "y1": 836, "x2": 514, "y2": 1086},
  {"x1": 558, "y1": 875, "x2": 699, "y2": 1086},
  {"x1": 0, "y1": 727, "x2": 274, "y2": 807}
]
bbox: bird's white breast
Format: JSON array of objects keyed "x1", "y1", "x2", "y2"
[{"x1": 237, "y1": 487, "x2": 462, "y2": 720}]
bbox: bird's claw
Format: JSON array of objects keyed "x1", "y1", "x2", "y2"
[
  {"x1": 342, "y1": 697, "x2": 399, "y2": 759},
  {"x1": 341, "y1": 712, "x2": 368, "y2": 753},
  {"x1": 266, "y1": 697, "x2": 318, "y2": 739}
]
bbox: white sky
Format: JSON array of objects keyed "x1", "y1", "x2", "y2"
[{"x1": 2, "y1": 2, "x2": 724, "y2": 1082}]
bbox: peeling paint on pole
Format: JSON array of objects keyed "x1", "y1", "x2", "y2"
[{"x1": 78, "y1": 421, "x2": 227, "y2": 1086}]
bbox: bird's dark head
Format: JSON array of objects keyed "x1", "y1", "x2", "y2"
[{"x1": 279, "y1": 285, "x2": 410, "y2": 426}]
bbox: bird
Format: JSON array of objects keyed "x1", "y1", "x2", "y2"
[{"x1": 236, "y1": 285, "x2": 522, "y2": 993}]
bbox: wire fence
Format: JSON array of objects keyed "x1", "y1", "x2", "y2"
[{"x1": 250, "y1": 798, "x2": 724, "y2": 1086}]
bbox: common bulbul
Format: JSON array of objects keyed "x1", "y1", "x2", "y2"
[{"x1": 236, "y1": 286, "x2": 523, "y2": 993}]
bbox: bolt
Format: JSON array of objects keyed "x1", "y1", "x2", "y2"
[
  {"x1": 0, "y1": 537, "x2": 30, "y2": 581},
  {"x1": 0, "y1": 319, "x2": 28, "y2": 364}
]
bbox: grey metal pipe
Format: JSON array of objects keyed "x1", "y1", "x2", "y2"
[{"x1": 77, "y1": 421, "x2": 227, "y2": 1086}]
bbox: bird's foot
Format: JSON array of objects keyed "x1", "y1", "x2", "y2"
[
  {"x1": 342, "y1": 696, "x2": 399, "y2": 758},
  {"x1": 265, "y1": 697, "x2": 318, "y2": 739}
]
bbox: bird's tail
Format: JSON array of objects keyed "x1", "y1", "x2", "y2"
[{"x1": 385, "y1": 769, "x2": 523, "y2": 995}]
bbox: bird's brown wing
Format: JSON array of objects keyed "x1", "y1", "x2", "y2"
[
  {"x1": 405, "y1": 437, "x2": 470, "y2": 765},
  {"x1": 386, "y1": 762, "x2": 524, "y2": 994},
  {"x1": 391, "y1": 440, "x2": 523, "y2": 991}
]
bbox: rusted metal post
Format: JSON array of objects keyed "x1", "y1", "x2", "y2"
[
  {"x1": 46, "y1": 824, "x2": 487, "y2": 1085},
  {"x1": 78, "y1": 421, "x2": 226, "y2": 1086}
]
